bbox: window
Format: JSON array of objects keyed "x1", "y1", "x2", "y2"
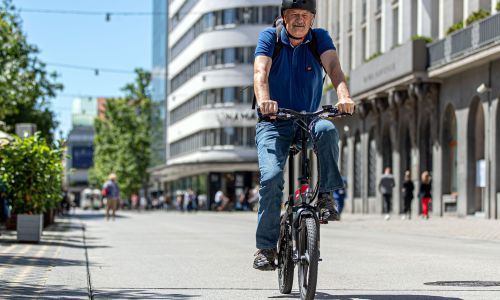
[
  {"x1": 170, "y1": 127, "x2": 256, "y2": 157},
  {"x1": 376, "y1": 17, "x2": 382, "y2": 53},
  {"x1": 171, "y1": 46, "x2": 255, "y2": 92},
  {"x1": 362, "y1": 27, "x2": 367, "y2": 61},
  {"x1": 392, "y1": 6, "x2": 399, "y2": 47},
  {"x1": 171, "y1": 6, "x2": 280, "y2": 60},
  {"x1": 362, "y1": 0, "x2": 367, "y2": 23},
  {"x1": 170, "y1": 86, "x2": 254, "y2": 123}
]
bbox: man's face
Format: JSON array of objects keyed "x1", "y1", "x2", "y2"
[{"x1": 283, "y1": 9, "x2": 315, "y2": 38}]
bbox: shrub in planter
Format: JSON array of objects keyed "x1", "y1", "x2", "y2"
[
  {"x1": 0, "y1": 133, "x2": 64, "y2": 241},
  {"x1": 465, "y1": 9, "x2": 490, "y2": 26}
]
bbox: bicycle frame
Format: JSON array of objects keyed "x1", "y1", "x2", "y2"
[{"x1": 261, "y1": 105, "x2": 351, "y2": 261}]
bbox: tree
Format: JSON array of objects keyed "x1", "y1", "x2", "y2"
[
  {"x1": 89, "y1": 69, "x2": 152, "y2": 201},
  {"x1": 0, "y1": 0, "x2": 62, "y2": 143}
]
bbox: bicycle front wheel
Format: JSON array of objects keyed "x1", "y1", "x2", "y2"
[
  {"x1": 278, "y1": 214, "x2": 294, "y2": 294},
  {"x1": 297, "y1": 217, "x2": 319, "y2": 300}
]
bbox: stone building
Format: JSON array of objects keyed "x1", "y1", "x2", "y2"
[{"x1": 315, "y1": 0, "x2": 499, "y2": 219}]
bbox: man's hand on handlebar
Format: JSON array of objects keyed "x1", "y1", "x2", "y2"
[
  {"x1": 258, "y1": 100, "x2": 278, "y2": 115},
  {"x1": 335, "y1": 97, "x2": 355, "y2": 115}
]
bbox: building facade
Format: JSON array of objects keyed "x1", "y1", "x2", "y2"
[
  {"x1": 151, "y1": 0, "x2": 282, "y2": 207},
  {"x1": 151, "y1": 0, "x2": 169, "y2": 167},
  {"x1": 314, "y1": 0, "x2": 499, "y2": 219},
  {"x1": 65, "y1": 97, "x2": 98, "y2": 206}
]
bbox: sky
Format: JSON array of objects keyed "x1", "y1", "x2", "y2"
[{"x1": 12, "y1": 0, "x2": 153, "y2": 139}]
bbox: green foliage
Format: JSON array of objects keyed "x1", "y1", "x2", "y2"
[
  {"x1": 447, "y1": 21, "x2": 464, "y2": 35},
  {"x1": 465, "y1": 9, "x2": 490, "y2": 26},
  {"x1": 323, "y1": 83, "x2": 334, "y2": 93},
  {"x1": 90, "y1": 69, "x2": 153, "y2": 200},
  {"x1": 0, "y1": 0, "x2": 63, "y2": 143},
  {"x1": 0, "y1": 133, "x2": 64, "y2": 214},
  {"x1": 411, "y1": 35, "x2": 433, "y2": 43},
  {"x1": 365, "y1": 52, "x2": 382, "y2": 62},
  {"x1": 447, "y1": 9, "x2": 491, "y2": 35},
  {"x1": 497, "y1": 2, "x2": 500, "y2": 11}
]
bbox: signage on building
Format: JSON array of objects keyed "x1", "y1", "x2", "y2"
[
  {"x1": 217, "y1": 110, "x2": 257, "y2": 122},
  {"x1": 350, "y1": 40, "x2": 427, "y2": 97}
]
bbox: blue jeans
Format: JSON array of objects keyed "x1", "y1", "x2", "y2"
[{"x1": 255, "y1": 119, "x2": 344, "y2": 249}]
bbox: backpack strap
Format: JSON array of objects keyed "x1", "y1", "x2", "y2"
[{"x1": 308, "y1": 30, "x2": 327, "y2": 84}]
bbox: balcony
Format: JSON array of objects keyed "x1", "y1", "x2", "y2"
[{"x1": 428, "y1": 12, "x2": 500, "y2": 70}]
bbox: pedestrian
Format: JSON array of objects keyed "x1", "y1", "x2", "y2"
[
  {"x1": 401, "y1": 170, "x2": 414, "y2": 220},
  {"x1": 102, "y1": 173, "x2": 120, "y2": 221},
  {"x1": 333, "y1": 176, "x2": 347, "y2": 217},
  {"x1": 175, "y1": 191, "x2": 184, "y2": 211},
  {"x1": 213, "y1": 189, "x2": 229, "y2": 211},
  {"x1": 379, "y1": 167, "x2": 395, "y2": 220},
  {"x1": 420, "y1": 171, "x2": 432, "y2": 219},
  {"x1": 248, "y1": 185, "x2": 260, "y2": 212},
  {"x1": 0, "y1": 174, "x2": 10, "y2": 225}
]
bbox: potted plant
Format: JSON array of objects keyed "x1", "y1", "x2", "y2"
[{"x1": 0, "y1": 133, "x2": 64, "y2": 242}]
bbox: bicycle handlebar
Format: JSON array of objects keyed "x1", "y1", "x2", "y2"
[{"x1": 258, "y1": 105, "x2": 353, "y2": 122}]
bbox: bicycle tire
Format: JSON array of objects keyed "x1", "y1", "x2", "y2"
[
  {"x1": 278, "y1": 215, "x2": 294, "y2": 294},
  {"x1": 297, "y1": 217, "x2": 319, "y2": 300}
]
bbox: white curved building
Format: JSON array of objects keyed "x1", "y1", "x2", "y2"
[{"x1": 156, "y1": 0, "x2": 281, "y2": 207}]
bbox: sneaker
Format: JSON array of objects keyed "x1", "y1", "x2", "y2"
[
  {"x1": 253, "y1": 248, "x2": 277, "y2": 271},
  {"x1": 318, "y1": 193, "x2": 340, "y2": 222},
  {"x1": 384, "y1": 214, "x2": 391, "y2": 221}
]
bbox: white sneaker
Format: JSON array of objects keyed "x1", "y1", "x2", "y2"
[
  {"x1": 384, "y1": 214, "x2": 390, "y2": 221},
  {"x1": 401, "y1": 215, "x2": 406, "y2": 220}
]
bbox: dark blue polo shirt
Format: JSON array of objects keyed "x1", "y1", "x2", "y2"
[{"x1": 255, "y1": 27, "x2": 336, "y2": 112}]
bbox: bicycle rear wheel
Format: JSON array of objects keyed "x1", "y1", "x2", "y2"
[
  {"x1": 297, "y1": 217, "x2": 319, "y2": 300},
  {"x1": 278, "y1": 214, "x2": 294, "y2": 294}
]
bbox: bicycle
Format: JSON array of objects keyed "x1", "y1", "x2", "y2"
[{"x1": 259, "y1": 105, "x2": 351, "y2": 300}]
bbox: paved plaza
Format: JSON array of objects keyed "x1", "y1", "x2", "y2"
[{"x1": 1, "y1": 210, "x2": 500, "y2": 299}]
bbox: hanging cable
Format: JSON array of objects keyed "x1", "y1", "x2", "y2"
[{"x1": 45, "y1": 62, "x2": 138, "y2": 75}]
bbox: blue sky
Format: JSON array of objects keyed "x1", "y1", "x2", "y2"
[{"x1": 12, "y1": 0, "x2": 153, "y2": 139}]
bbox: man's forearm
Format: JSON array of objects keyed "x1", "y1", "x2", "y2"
[
  {"x1": 254, "y1": 73, "x2": 271, "y2": 106},
  {"x1": 331, "y1": 70, "x2": 351, "y2": 100}
]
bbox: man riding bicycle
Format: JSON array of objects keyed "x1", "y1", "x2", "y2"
[{"x1": 253, "y1": 0, "x2": 355, "y2": 271}]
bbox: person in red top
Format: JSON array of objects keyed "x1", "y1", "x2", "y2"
[{"x1": 420, "y1": 171, "x2": 432, "y2": 219}]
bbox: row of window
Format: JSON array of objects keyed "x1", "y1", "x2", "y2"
[
  {"x1": 170, "y1": 127, "x2": 256, "y2": 158},
  {"x1": 171, "y1": 46, "x2": 255, "y2": 92},
  {"x1": 170, "y1": 0, "x2": 199, "y2": 32},
  {"x1": 171, "y1": 6, "x2": 280, "y2": 59},
  {"x1": 170, "y1": 86, "x2": 254, "y2": 124}
]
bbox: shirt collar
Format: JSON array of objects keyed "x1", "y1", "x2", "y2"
[{"x1": 281, "y1": 28, "x2": 312, "y2": 47}]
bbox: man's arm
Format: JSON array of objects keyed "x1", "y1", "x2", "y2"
[
  {"x1": 253, "y1": 56, "x2": 278, "y2": 114},
  {"x1": 320, "y1": 50, "x2": 355, "y2": 114}
]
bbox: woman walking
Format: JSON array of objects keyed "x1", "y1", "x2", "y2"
[{"x1": 420, "y1": 171, "x2": 432, "y2": 219}]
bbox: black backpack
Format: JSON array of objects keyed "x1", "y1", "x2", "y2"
[{"x1": 252, "y1": 18, "x2": 327, "y2": 109}]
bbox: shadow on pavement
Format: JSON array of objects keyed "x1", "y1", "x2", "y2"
[
  {"x1": 94, "y1": 289, "x2": 200, "y2": 299},
  {"x1": 72, "y1": 212, "x2": 129, "y2": 220},
  {"x1": 0, "y1": 255, "x2": 85, "y2": 268},
  {"x1": 269, "y1": 292, "x2": 463, "y2": 300},
  {"x1": 0, "y1": 281, "x2": 88, "y2": 299}
]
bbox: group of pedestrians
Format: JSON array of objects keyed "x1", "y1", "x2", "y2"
[{"x1": 379, "y1": 168, "x2": 433, "y2": 220}]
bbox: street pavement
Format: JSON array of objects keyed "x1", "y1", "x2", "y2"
[{"x1": 1, "y1": 210, "x2": 500, "y2": 299}]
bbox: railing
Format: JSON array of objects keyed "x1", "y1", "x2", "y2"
[{"x1": 428, "y1": 12, "x2": 500, "y2": 68}]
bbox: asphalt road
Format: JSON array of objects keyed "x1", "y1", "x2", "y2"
[{"x1": 78, "y1": 210, "x2": 500, "y2": 300}]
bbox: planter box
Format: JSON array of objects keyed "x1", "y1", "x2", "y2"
[{"x1": 17, "y1": 214, "x2": 43, "y2": 243}]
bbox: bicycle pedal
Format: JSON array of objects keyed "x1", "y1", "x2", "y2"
[
  {"x1": 319, "y1": 258, "x2": 323, "y2": 262},
  {"x1": 319, "y1": 220, "x2": 328, "y2": 224}
]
